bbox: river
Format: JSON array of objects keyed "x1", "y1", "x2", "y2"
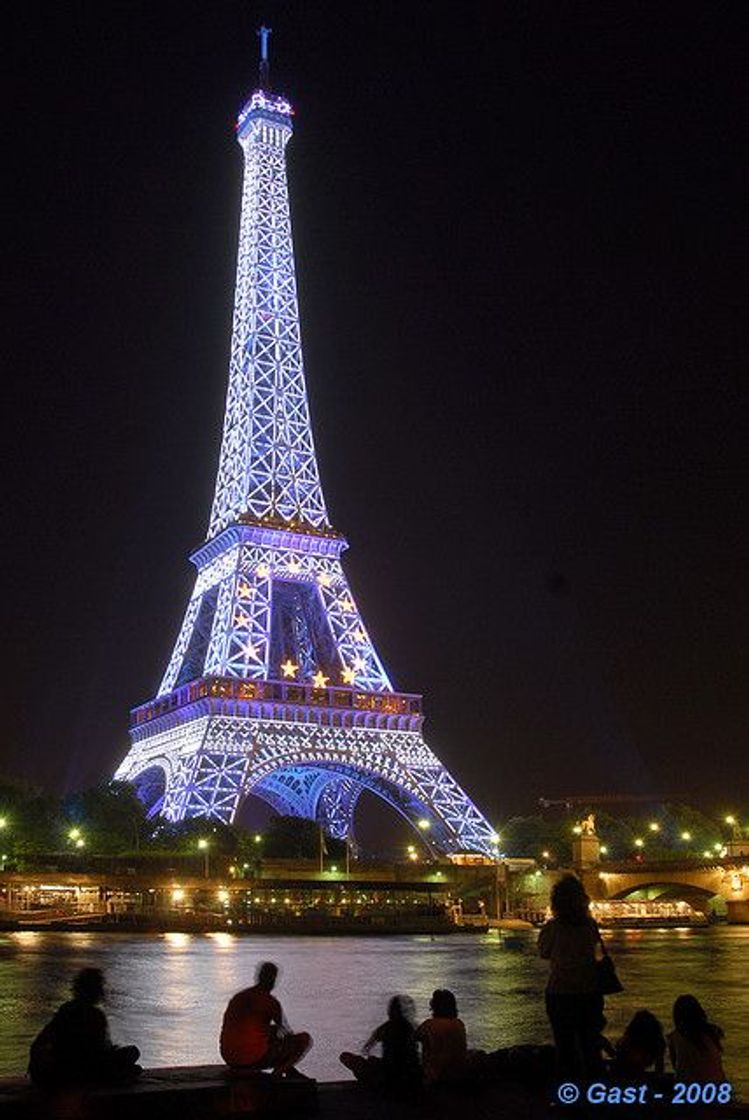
[{"x1": 0, "y1": 927, "x2": 745, "y2": 1094}]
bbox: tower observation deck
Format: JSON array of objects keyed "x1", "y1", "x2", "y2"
[{"x1": 114, "y1": 35, "x2": 496, "y2": 856}]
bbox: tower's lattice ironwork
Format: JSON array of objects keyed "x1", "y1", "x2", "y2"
[{"x1": 114, "y1": 45, "x2": 496, "y2": 856}]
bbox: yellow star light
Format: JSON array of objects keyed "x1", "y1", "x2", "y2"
[
  {"x1": 280, "y1": 658, "x2": 299, "y2": 679},
  {"x1": 317, "y1": 572, "x2": 332, "y2": 587},
  {"x1": 341, "y1": 597, "x2": 354, "y2": 611},
  {"x1": 352, "y1": 656, "x2": 366, "y2": 671},
  {"x1": 354, "y1": 628, "x2": 366, "y2": 642},
  {"x1": 234, "y1": 611, "x2": 250, "y2": 628},
  {"x1": 341, "y1": 666, "x2": 356, "y2": 685},
  {"x1": 288, "y1": 557, "x2": 301, "y2": 574},
  {"x1": 237, "y1": 581, "x2": 253, "y2": 599},
  {"x1": 244, "y1": 642, "x2": 256, "y2": 658},
  {"x1": 256, "y1": 563, "x2": 270, "y2": 579},
  {"x1": 312, "y1": 670, "x2": 330, "y2": 689}
]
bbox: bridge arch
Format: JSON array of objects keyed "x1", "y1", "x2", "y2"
[{"x1": 609, "y1": 881, "x2": 718, "y2": 912}]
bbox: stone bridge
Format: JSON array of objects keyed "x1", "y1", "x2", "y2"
[{"x1": 579, "y1": 858, "x2": 749, "y2": 922}]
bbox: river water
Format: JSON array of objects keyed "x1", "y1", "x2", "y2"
[{"x1": 0, "y1": 928, "x2": 745, "y2": 1094}]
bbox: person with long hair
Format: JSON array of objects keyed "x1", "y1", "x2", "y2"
[
  {"x1": 538, "y1": 874, "x2": 605, "y2": 1079},
  {"x1": 414, "y1": 989, "x2": 467, "y2": 1085},
  {"x1": 611, "y1": 1010, "x2": 666, "y2": 1078},
  {"x1": 668, "y1": 995, "x2": 726, "y2": 1081},
  {"x1": 339, "y1": 995, "x2": 420, "y2": 1090}
]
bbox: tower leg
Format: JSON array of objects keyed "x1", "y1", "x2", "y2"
[{"x1": 315, "y1": 776, "x2": 362, "y2": 842}]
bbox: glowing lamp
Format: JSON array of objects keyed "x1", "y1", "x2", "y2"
[{"x1": 634, "y1": 838, "x2": 644, "y2": 848}]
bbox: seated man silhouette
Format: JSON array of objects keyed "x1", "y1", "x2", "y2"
[
  {"x1": 220, "y1": 961, "x2": 312, "y2": 1079},
  {"x1": 29, "y1": 968, "x2": 141, "y2": 1088}
]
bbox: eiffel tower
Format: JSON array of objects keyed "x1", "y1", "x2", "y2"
[{"x1": 115, "y1": 31, "x2": 496, "y2": 856}]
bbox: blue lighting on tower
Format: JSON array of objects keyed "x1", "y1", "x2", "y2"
[{"x1": 114, "y1": 33, "x2": 496, "y2": 857}]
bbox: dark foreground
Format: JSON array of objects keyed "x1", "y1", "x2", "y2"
[{"x1": 0, "y1": 1067, "x2": 745, "y2": 1120}]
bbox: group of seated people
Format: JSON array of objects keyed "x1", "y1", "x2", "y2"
[
  {"x1": 340, "y1": 989, "x2": 728, "y2": 1091},
  {"x1": 28, "y1": 962, "x2": 727, "y2": 1093}
]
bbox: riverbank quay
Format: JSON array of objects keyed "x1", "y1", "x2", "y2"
[{"x1": 0, "y1": 1069, "x2": 745, "y2": 1120}]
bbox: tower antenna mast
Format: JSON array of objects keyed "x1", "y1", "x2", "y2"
[{"x1": 258, "y1": 25, "x2": 271, "y2": 90}]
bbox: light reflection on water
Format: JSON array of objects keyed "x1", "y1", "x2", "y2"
[{"x1": 0, "y1": 928, "x2": 745, "y2": 1093}]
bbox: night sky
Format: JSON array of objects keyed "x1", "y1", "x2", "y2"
[{"x1": 4, "y1": 2, "x2": 747, "y2": 823}]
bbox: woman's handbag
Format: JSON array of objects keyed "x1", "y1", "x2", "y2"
[{"x1": 596, "y1": 934, "x2": 623, "y2": 995}]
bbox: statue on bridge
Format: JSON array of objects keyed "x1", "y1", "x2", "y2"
[{"x1": 579, "y1": 813, "x2": 597, "y2": 836}]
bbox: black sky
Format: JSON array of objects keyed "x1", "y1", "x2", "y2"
[{"x1": 3, "y1": 1, "x2": 747, "y2": 822}]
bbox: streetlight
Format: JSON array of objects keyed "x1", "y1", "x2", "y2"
[
  {"x1": 68, "y1": 828, "x2": 81, "y2": 841},
  {"x1": 0, "y1": 817, "x2": 7, "y2": 830},
  {"x1": 254, "y1": 834, "x2": 263, "y2": 844},
  {"x1": 417, "y1": 819, "x2": 430, "y2": 832},
  {"x1": 681, "y1": 831, "x2": 692, "y2": 842},
  {"x1": 198, "y1": 838, "x2": 210, "y2": 878},
  {"x1": 648, "y1": 822, "x2": 660, "y2": 833},
  {"x1": 634, "y1": 838, "x2": 644, "y2": 849},
  {"x1": 599, "y1": 845, "x2": 608, "y2": 856},
  {"x1": 725, "y1": 815, "x2": 741, "y2": 841}
]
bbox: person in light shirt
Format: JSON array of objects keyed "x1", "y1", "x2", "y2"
[{"x1": 414, "y1": 989, "x2": 467, "y2": 1085}]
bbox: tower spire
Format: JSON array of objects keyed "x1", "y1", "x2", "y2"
[{"x1": 258, "y1": 25, "x2": 271, "y2": 90}]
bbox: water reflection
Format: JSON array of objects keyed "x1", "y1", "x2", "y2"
[{"x1": 0, "y1": 928, "x2": 745, "y2": 1093}]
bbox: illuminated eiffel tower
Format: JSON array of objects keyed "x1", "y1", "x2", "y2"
[{"x1": 115, "y1": 31, "x2": 495, "y2": 855}]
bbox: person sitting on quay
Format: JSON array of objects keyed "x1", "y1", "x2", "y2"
[
  {"x1": 339, "y1": 995, "x2": 421, "y2": 1092},
  {"x1": 414, "y1": 989, "x2": 468, "y2": 1086},
  {"x1": 28, "y1": 967, "x2": 141, "y2": 1089},
  {"x1": 220, "y1": 961, "x2": 312, "y2": 1079},
  {"x1": 610, "y1": 1010, "x2": 666, "y2": 1079},
  {"x1": 667, "y1": 995, "x2": 726, "y2": 1082}
]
